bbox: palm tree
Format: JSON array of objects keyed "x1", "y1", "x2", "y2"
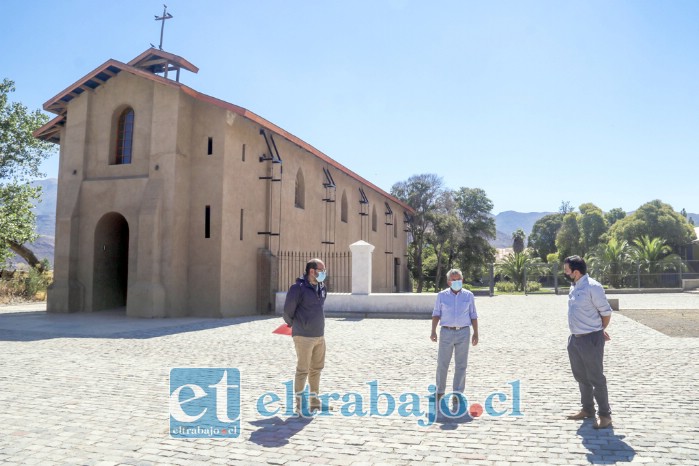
[
  {"x1": 630, "y1": 236, "x2": 682, "y2": 287},
  {"x1": 496, "y1": 250, "x2": 544, "y2": 292},
  {"x1": 512, "y1": 228, "x2": 526, "y2": 254},
  {"x1": 587, "y1": 237, "x2": 632, "y2": 288}
]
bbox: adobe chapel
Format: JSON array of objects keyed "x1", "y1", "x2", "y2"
[{"x1": 34, "y1": 48, "x2": 413, "y2": 317}]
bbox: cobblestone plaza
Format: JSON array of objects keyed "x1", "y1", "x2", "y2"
[{"x1": 1, "y1": 294, "x2": 698, "y2": 465}]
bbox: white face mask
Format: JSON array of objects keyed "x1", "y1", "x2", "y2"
[{"x1": 450, "y1": 280, "x2": 463, "y2": 291}]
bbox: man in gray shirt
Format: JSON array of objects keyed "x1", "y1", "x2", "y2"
[{"x1": 564, "y1": 255, "x2": 613, "y2": 429}]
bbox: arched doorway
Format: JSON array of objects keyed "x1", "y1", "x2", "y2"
[{"x1": 93, "y1": 212, "x2": 129, "y2": 311}]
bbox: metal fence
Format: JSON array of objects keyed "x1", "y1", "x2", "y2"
[
  {"x1": 276, "y1": 250, "x2": 352, "y2": 293},
  {"x1": 491, "y1": 260, "x2": 699, "y2": 295},
  {"x1": 588, "y1": 259, "x2": 699, "y2": 290},
  {"x1": 524, "y1": 262, "x2": 560, "y2": 294}
]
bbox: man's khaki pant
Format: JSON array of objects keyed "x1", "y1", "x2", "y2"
[{"x1": 293, "y1": 335, "x2": 326, "y2": 409}]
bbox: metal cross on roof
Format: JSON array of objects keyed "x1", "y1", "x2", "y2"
[{"x1": 154, "y1": 4, "x2": 173, "y2": 51}]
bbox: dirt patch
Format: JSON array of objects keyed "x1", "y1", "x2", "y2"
[{"x1": 617, "y1": 309, "x2": 699, "y2": 337}]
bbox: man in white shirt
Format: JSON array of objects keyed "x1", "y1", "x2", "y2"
[
  {"x1": 430, "y1": 268, "x2": 479, "y2": 413},
  {"x1": 564, "y1": 255, "x2": 613, "y2": 429}
]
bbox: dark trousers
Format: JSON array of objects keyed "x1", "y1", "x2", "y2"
[{"x1": 567, "y1": 330, "x2": 611, "y2": 417}]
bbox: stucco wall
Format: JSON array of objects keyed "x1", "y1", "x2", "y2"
[{"x1": 49, "y1": 63, "x2": 411, "y2": 317}]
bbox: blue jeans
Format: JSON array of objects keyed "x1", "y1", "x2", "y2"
[{"x1": 436, "y1": 326, "x2": 470, "y2": 395}]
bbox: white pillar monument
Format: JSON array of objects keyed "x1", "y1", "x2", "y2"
[{"x1": 349, "y1": 240, "x2": 375, "y2": 295}]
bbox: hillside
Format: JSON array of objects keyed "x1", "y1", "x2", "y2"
[
  {"x1": 491, "y1": 211, "x2": 553, "y2": 248},
  {"x1": 491, "y1": 210, "x2": 699, "y2": 248}
]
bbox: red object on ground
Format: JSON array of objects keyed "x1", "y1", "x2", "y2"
[{"x1": 273, "y1": 324, "x2": 292, "y2": 336}]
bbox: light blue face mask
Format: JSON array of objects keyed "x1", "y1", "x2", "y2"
[
  {"x1": 316, "y1": 270, "x2": 327, "y2": 282},
  {"x1": 450, "y1": 280, "x2": 462, "y2": 291}
]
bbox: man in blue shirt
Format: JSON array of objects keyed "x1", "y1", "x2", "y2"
[
  {"x1": 430, "y1": 268, "x2": 479, "y2": 413},
  {"x1": 283, "y1": 258, "x2": 327, "y2": 415},
  {"x1": 564, "y1": 255, "x2": 613, "y2": 429}
]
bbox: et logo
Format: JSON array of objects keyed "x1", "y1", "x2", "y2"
[{"x1": 169, "y1": 368, "x2": 241, "y2": 439}]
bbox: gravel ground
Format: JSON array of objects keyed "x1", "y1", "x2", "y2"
[{"x1": 617, "y1": 309, "x2": 699, "y2": 337}]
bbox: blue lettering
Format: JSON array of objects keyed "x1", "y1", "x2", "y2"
[
  {"x1": 316, "y1": 392, "x2": 340, "y2": 417},
  {"x1": 484, "y1": 392, "x2": 507, "y2": 417},
  {"x1": 340, "y1": 392, "x2": 367, "y2": 417},
  {"x1": 282, "y1": 380, "x2": 295, "y2": 417},
  {"x1": 256, "y1": 391, "x2": 280, "y2": 416},
  {"x1": 440, "y1": 392, "x2": 468, "y2": 419},
  {"x1": 368, "y1": 380, "x2": 395, "y2": 416},
  {"x1": 296, "y1": 386, "x2": 314, "y2": 418},
  {"x1": 397, "y1": 392, "x2": 421, "y2": 417},
  {"x1": 417, "y1": 384, "x2": 437, "y2": 427},
  {"x1": 508, "y1": 380, "x2": 523, "y2": 416}
]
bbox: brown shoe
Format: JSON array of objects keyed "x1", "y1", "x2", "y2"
[
  {"x1": 566, "y1": 410, "x2": 593, "y2": 420},
  {"x1": 594, "y1": 415, "x2": 613, "y2": 429},
  {"x1": 434, "y1": 393, "x2": 444, "y2": 413},
  {"x1": 310, "y1": 404, "x2": 334, "y2": 412}
]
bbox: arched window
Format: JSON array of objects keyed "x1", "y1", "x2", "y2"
[
  {"x1": 295, "y1": 169, "x2": 305, "y2": 209},
  {"x1": 372, "y1": 205, "x2": 377, "y2": 232},
  {"x1": 115, "y1": 107, "x2": 134, "y2": 164},
  {"x1": 340, "y1": 190, "x2": 348, "y2": 223}
]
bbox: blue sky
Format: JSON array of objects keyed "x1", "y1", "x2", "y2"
[{"x1": 3, "y1": 0, "x2": 698, "y2": 214}]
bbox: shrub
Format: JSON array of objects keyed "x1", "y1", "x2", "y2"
[
  {"x1": 23, "y1": 268, "x2": 51, "y2": 298},
  {"x1": 526, "y1": 281, "x2": 541, "y2": 292},
  {"x1": 496, "y1": 281, "x2": 516, "y2": 293},
  {"x1": 0, "y1": 277, "x2": 24, "y2": 302},
  {"x1": 0, "y1": 269, "x2": 52, "y2": 302}
]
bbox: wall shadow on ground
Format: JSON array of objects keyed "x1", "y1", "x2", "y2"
[{"x1": 0, "y1": 310, "x2": 278, "y2": 341}]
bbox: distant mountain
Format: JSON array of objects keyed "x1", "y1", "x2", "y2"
[
  {"x1": 31, "y1": 178, "x2": 57, "y2": 217},
  {"x1": 491, "y1": 229, "x2": 513, "y2": 249},
  {"x1": 7, "y1": 179, "x2": 57, "y2": 268},
  {"x1": 489, "y1": 210, "x2": 699, "y2": 248},
  {"x1": 495, "y1": 211, "x2": 553, "y2": 237},
  {"x1": 490, "y1": 211, "x2": 552, "y2": 248}
]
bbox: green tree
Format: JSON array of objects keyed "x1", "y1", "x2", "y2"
[
  {"x1": 559, "y1": 201, "x2": 574, "y2": 215},
  {"x1": 608, "y1": 200, "x2": 696, "y2": 253},
  {"x1": 391, "y1": 174, "x2": 443, "y2": 292},
  {"x1": 430, "y1": 190, "x2": 462, "y2": 290},
  {"x1": 420, "y1": 243, "x2": 439, "y2": 292},
  {"x1": 555, "y1": 212, "x2": 582, "y2": 260},
  {"x1": 604, "y1": 208, "x2": 626, "y2": 227},
  {"x1": 546, "y1": 252, "x2": 560, "y2": 265},
  {"x1": 680, "y1": 208, "x2": 696, "y2": 226},
  {"x1": 0, "y1": 78, "x2": 52, "y2": 269},
  {"x1": 528, "y1": 213, "x2": 563, "y2": 261},
  {"x1": 629, "y1": 235, "x2": 682, "y2": 287},
  {"x1": 453, "y1": 187, "x2": 496, "y2": 280},
  {"x1": 496, "y1": 250, "x2": 543, "y2": 292},
  {"x1": 512, "y1": 228, "x2": 526, "y2": 254},
  {"x1": 579, "y1": 203, "x2": 608, "y2": 256},
  {"x1": 587, "y1": 237, "x2": 631, "y2": 288}
]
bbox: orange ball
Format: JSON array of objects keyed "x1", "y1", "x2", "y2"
[{"x1": 469, "y1": 403, "x2": 484, "y2": 417}]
